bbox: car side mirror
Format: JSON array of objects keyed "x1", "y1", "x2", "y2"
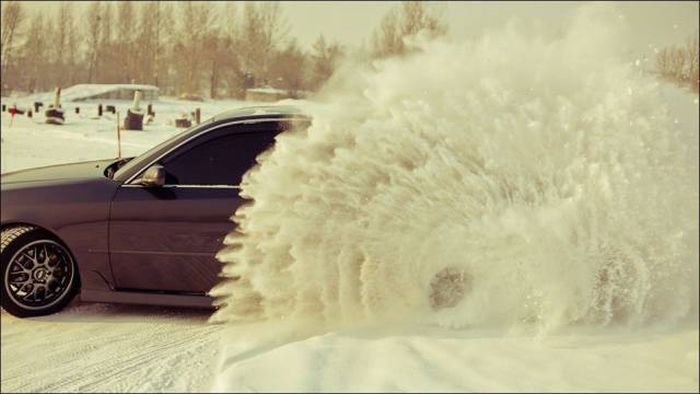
[{"x1": 138, "y1": 165, "x2": 166, "y2": 187}]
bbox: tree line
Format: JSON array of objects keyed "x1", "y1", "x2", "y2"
[
  {"x1": 656, "y1": 33, "x2": 699, "y2": 93},
  {"x1": 0, "y1": 1, "x2": 447, "y2": 99}
]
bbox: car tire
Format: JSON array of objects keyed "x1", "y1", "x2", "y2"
[{"x1": 1, "y1": 226, "x2": 80, "y2": 317}]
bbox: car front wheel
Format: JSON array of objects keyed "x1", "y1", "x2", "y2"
[{"x1": 1, "y1": 226, "x2": 79, "y2": 317}]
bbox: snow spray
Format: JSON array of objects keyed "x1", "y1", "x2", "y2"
[{"x1": 210, "y1": 4, "x2": 698, "y2": 333}]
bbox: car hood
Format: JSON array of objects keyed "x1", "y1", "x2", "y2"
[{"x1": 0, "y1": 159, "x2": 117, "y2": 185}]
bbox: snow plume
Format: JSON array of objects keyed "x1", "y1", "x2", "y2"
[{"x1": 210, "y1": 4, "x2": 699, "y2": 333}]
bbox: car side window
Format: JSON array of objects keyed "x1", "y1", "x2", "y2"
[{"x1": 160, "y1": 125, "x2": 278, "y2": 186}]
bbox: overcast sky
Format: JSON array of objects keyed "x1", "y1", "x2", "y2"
[{"x1": 22, "y1": 1, "x2": 699, "y2": 53}]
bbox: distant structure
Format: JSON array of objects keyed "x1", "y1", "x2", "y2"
[
  {"x1": 70, "y1": 84, "x2": 159, "y2": 101},
  {"x1": 28, "y1": 84, "x2": 160, "y2": 103},
  {"x1": 245, "y1": 86, "x2": 289, "y2": 102}
]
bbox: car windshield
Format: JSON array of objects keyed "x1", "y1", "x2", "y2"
[{"x1": 112, "y1": 118, "x2": 214, "y2": 182}]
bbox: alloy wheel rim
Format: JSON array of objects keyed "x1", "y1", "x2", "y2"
[{"x1": 5, "y1": 240, "x2": 75, "y2": 310}]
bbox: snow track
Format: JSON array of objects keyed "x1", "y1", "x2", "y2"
[{"x1": 1, "y1": 303, "x2": 223, "y2": 392}]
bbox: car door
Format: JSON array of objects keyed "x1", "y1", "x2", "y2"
[{"x1": 108, "y1": 121, "x2": 280, "y2": 293}]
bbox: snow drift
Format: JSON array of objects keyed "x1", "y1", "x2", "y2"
[{"x1": 210, "y1": 4, "x2": 699, "y2": 333}]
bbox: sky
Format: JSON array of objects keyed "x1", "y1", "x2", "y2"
[
  {"x1": 281, "y1": 1, "x2": 699, "y2": 52},
  {"x1": 18, "y1": 1, "x2": 700, "y2": 53}
]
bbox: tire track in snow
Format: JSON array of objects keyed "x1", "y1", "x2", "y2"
[{"x1": 1, "y1": 303, "x2": 223, "y2": 393}]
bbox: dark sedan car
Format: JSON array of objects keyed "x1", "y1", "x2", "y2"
[{"x1": 1, "y1": 105, "x2": 309, "y2": 317}]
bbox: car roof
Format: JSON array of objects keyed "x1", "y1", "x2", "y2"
[{"x1": 212, "y1": 104, "x2": 307, "y2": 123}]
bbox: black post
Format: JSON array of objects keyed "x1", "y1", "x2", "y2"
[
  {"x1": 195, "y1": 108, "x2": 201, "y2": 124},
  {"x1": 27, "y1": 110, "x2": 33, "y2": 118},
  {"x1": 34, "y1": 102, "x2": 42, "y2": 112},
  {"x1": 147, "y1": 103, "x2": 153, "y2": 116},
  {"x1": 175, "y1": 118, "x2": 192, "y2": 128},
  {"x1": 98, "y1": 104, "x2": 103, "y2": 117},
  {"x1": 1, "y1": 104, "x2": 5, "y2": 112},
  {"x1": 75, "y1": 107, "x2": 80, "y2": 114},
  {"x1": 123, "y1": 108, "x2": 144, "y2": 131}
]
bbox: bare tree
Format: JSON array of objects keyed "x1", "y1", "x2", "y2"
[
  {"x1": 239, "y1": 2, "x2": 288, "y2": 86},
  {"x1": 1, "y1": 0, "x2": 24, "y2": 94},
  {"x1": 143, "y1": 1, "x2": 174, "y2": 89},
  {"x1": 670, "y1": 47, "x2": 686, "y2": 81},
  {"x1": 685, "y1": 34, "x2": 699, "y2": 91},
  {"x1": 54, "y1": 3, "x2": 69, "y2": 85},
  {"x1": 656, "y1": 47, "x2": 670, "y2": 76},
  {"x1": 371, "y1": 1, "x2": 447, "y2": 58},
  {"x1": 309, "y1": 34, "x2": 344, "y2": 91},
  {"x1": 239, "y1": 2, "x2": 263, "y2": 82},
  {"x1": 172, "y1": 1, "x2": 213, "y2": 95},
  {"x1": 219, "y1": 2, "x2": 247, "y2": 98},
  {"x1": 86, "y1": 2, "x2": 102, "y2": 83},
  {"x1": 151, "y1": 1, "x2": 166, "y2": 88},
  {"x1": 372, "y1": 8, "x2": 401, "y2": 58},
  {"x1": 135, "y1": 1, "x2": 159, "y2": 85},
  {"x1": 400, "y1": 1, "x2": 447, "y2": 37},
  {"x1": 656, "y1": 32, "x2": 700, "y2": 92},
  {"x1": 117, "y1": 1, "x2": 136, "y2": 83},
  {"x1": 63, "y1": 4, "x2": 80, "y2": 86},
  {"x1": 99, "y1": 2, "x2": 117, "y2": 83},
  {"x1": 42, "y1": 3, "x2": 78, "y2": 88},
  {"x1": 0, "y1": 0, "x2": 323, "y2": 97},
  {"x1": 18, "y1": 11, "x2": 49, "y2": 93},
  {"x1": 269, "y1": 39, "x2": 306, "y2": 97},
  {"x1": 203, "y1": 26, "x2": 224, "y2": 99},
  {"x1": 259, "y1": 1, "x2": 288, "y2": 76}
]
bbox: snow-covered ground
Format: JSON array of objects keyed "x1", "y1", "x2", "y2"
[
  {"x1": 1, "y1": 302, "x2": 222, "y2": 392},
  {"x1": 0, "y1": 96, "x2": 267, "y2": 173},
  {"x1": 213, "y1": 321, "x2": 698, "y2": 392}
]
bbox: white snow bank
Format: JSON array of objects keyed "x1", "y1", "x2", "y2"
[{"x1": 213, "y1": 321, "x2": 698, "y2": 392}]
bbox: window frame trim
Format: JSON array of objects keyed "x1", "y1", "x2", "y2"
[
  {"x1": 123, "y1": 116, "x2": 305, "y2": 187},
  {"x1": 121, "y1": 184, "x2": 241, "y2": 189}
]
